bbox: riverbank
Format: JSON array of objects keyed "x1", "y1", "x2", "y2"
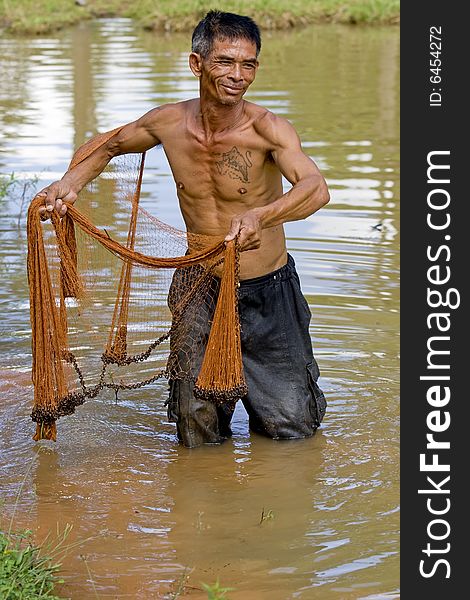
[{"x1": 1, "y1": 0, "x2": 399, "y2": 35}]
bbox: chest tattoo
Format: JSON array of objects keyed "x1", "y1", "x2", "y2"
[{"x1": 215, "y1": 146, "x2": 253, "y2": 183}]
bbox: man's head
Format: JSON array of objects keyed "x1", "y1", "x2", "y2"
[
  {"x1": 191, "y1": 10, "x2": 261, "y2": 59},
  {"x1": 190, "y1": 11, "x2": 261, "y2": 106}
]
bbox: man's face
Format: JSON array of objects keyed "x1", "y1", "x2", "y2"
[{"x1": 199, "y1": 37, "x2": 259, "y2": 106}]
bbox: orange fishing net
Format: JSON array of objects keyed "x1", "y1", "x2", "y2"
[{"x1": 27, "y1": 129, "x2": 247, "y2": 441}]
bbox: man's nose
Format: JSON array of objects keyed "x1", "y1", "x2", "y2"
[{"x1": 228, "y1": 64, "x2": 243, "y2": 81}]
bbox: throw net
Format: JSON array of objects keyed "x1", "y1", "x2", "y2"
[{"x1": 27, "y1": 127, "x2": 247, "y2": 441}]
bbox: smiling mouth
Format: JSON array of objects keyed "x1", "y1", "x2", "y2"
[{"x1": 221, "y1": 84, "x2": 244, "y2": 93}]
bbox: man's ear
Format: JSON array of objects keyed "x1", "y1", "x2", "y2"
[{"x1": 189, "y1": 52, "x2": 202, "y2": 77}]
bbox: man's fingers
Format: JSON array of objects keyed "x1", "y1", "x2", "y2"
[
  {"x1": 237, "y1": 227, "x2": 261, "y2": 251},
  {"x1": 38, "y1": 205, "x2": 68, "y2": 221},
  {"x1": 37, "y1": 181, "x2": 75, "y2": 220},
  {"x1": 224, "y1": 231, "x2": 237, "y2": 242},
  {"x1": 44, "y1": 184, "x2": 62, "y2": 211},
  {"x1": 237, "y1": 226, "x2": 249, "y2": 246},
  {"x1": 45, "y1": 187, "x2": 55, "y2": 210},
  {"x1": 62, "y1": 190, "x2": 77, "y2": 203},
  {"x1": 225, "y1": 212, "x2": 262, "y2": 249},
  {"x1": 38, "y1": 206, "x2": 50, "y2": 222},
  {"x1": 38, "y1": 186, "x2": 69, "y2": 220},
  {"x1": 224, "y1": 217, "x2": 242, "y2": 242}
]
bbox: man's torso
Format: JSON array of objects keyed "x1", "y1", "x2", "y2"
[{"x1": 152, "y1": 99, "x2": 288, "y2": 279}]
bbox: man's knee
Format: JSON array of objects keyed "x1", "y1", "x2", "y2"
[
  {"x1": 249, "y1": 413, "x2": 317, "y2": 440},
  {"x1": 167, "y1": 379, "x2": 231, "y2": 447}
]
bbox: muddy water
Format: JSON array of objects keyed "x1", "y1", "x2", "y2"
[{"x1": 0, "y1": 19, "x2": 399, "y2": 599}]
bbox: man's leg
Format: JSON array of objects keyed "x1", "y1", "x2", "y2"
[
  {"x1": 238, "y1": 256, "x2": 326, "y2": 439},
  {"x1": 166, "y1": 266, "x2": 234, "y2": 448},
  {"x1": 167, "y1": 379, "x2": 234, "y2": 447}
]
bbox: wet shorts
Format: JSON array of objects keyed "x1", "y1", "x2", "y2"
[{"x1": 166, "y1": 254, "x2": 326, "y2": 448}]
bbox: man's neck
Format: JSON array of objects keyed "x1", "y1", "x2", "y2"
[{"x1": 198, "y1": 95, "x2": 246, "y2": 136}]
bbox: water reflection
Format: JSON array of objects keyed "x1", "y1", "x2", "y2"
[{"x1": 0, "y1": 19, "x2": 399, "y2": 599}]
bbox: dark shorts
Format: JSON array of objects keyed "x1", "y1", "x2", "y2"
[{"x1": 166, "y1": 254, "x2": 326, "y2": 448}]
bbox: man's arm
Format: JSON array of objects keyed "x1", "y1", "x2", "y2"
[
  {"x1": 38, "y1": 107, "x2": 165, "y2": 218},
  {"x1": 225, "y1": 114, "x2": 329, "y2": 250}
]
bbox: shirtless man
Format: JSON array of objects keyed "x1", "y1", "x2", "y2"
[{"x1": 39, "y1": 10, "x2": 330, "y2": 448}]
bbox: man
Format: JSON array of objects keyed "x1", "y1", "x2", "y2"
[{"x1": 38, "y1": 10, "x2": 330, "y2": 448}]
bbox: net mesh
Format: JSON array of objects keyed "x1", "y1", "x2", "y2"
[{"x1": 27, "y1": 128, "x2": 247, "y2": 441}]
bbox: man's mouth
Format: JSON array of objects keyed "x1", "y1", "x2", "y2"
[{"x1": 221, "y1": 84, "x2": 244, "y2": 94}]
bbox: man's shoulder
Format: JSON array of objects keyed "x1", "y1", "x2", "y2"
[
  {"x1": 245, "y1": 102, "x2": 296, "y2": 146},
  {"x1": 141, "y1": 99, "x2": 196, "y2": 127},
  {"x1": 244, "y1": 100, "x2": 274, "y2": 124}
]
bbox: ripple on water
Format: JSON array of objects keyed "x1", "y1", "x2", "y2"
[{"x1": 0, "y1": 19, "x2": 399, "y2": 599}]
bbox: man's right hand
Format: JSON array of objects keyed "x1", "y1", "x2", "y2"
[{"x1": 37, "y1": 180, "x2": 78, "y2": 220}]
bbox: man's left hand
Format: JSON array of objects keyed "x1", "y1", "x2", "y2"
[{"x1": 224, "y1": 209, "x2": 262, "y2": 251}]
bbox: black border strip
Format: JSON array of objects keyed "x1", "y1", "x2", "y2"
[{"x1": 401, "y1": 3, "x2": 466, "y2": 596}]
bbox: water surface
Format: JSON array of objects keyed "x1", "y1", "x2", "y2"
[{"x1": 0, "y1": 19, "x2": 399, "y2": 599}]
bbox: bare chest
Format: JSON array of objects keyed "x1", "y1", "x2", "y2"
[{"x1": 161, "y1": 133, "x2": 274, "y2": 201}]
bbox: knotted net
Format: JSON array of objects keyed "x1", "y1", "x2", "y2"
[{"x1": 27, "y1": 128, "x2": 247, "y2": 441}]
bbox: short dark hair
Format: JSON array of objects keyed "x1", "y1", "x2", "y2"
[{"x1": 192, "y1": 10, "x2": 261, "y2": 59}]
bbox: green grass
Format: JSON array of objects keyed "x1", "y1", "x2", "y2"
[
  {"x1": 0, "y1": 456, "x2": 68, "y2": 599},
  {"x1": 0, "y1": 450, "x2": 96, "y2": 599},
  {"x1": 1, "y1": 0, "x2": 399, "y2": 34},
  {"x1": 0, "y1": 527, "x2": 69, "y2": 599},
  {"x1": 0, "y1": 172, "x2": 39, "y2": 232},
  {"x1": 0, "y1": 172, "x2": 18, "y2": 200},
  {"x1": 201, "y1": 579, "x2": 235, "y2": 600}
]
